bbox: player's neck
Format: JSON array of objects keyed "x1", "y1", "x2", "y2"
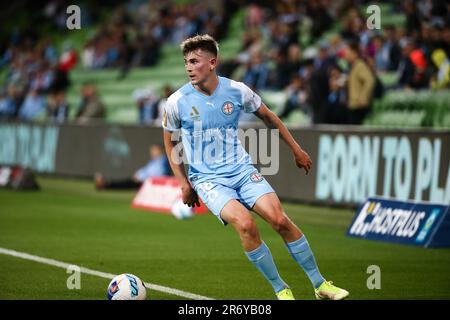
[{"x1": 193, "y1": 74, "x2": 219, "y2": 96}]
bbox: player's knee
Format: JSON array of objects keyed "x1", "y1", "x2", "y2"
[
  {"x1": 271, "y1": 213, "x2": 290, "y2": 233},
  {"x1": 238, "y1": 217, "x2": 258, "y2": 238}
]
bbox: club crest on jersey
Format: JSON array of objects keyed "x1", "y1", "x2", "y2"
[
  {"x1": 222, "y1": 101, "x2": 234, "y2": 115},
  {"x1": 250, "y1": 171, "x2": 264, "y2": 183}
]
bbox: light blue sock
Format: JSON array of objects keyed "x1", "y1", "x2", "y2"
[
  {"x1": 245, "y1": 241, "x2": 288, "y2": 294},
  {"x1": 286, "y1": 235, "x2": 325, "y2": 289}
]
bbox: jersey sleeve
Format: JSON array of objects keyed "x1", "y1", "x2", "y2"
[
  {"x1": 162, "y1": 93, "x2": 181, "y2": 131},
  {"x1": 233, "y1": 81, "x2": 262, "y2": 113}
]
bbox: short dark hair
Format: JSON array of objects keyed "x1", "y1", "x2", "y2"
[{"x1": 180, "y1": 34, "x2": 219, "y2": 57}]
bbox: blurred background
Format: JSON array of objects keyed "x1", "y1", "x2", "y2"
[{"x1": 0, "y1": 0, "x2": 449, "y2": 128}]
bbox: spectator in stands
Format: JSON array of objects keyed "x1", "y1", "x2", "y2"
[
  {"x1": 309, "y1": 42, "x2": 336, "y2": 124},
  {"x1": 58, "y1": 42, "x2": 78, "y2": 72},
  {"x1": 325, "y1": 65, "x2": 348, "y2": 124},
  {"x1": 18, "y1": 89, "x2": 46, "y2": 121},
  {"x1": 133, "y1": 87, "x2": 159, "y2": 126},
  {"x1": 245, "y1": 3, "x2": 265, "y2": 29},
  {"x1": 430, "y1": 48, "x2": 450, "y2": 89},
  {"x1": 271, "y1": 44, "x2": 303, "y2": 90},
  {"x1": 372, "y1": 35, "x2": 392, "y2": 72},
  {"x1": 397, "y1": 39, "x2": 417, "y2": 88},
  {"x1": 409, "y1": 47, "x2": 429, "y2": 88},
  {"x1": 95, "y1": 144, "x2": 171, "y2": 190},
  {"x1": 28, "y1": 61, "x2": 54, "y2": 94},
  {"x1": 47, "y1": 90, "x2": 69, "y2": 123},
  {"x1": 133, "y1": 33, "x2": 161, "y2": 68},
  {"x1": 340, "y1": 7, "x2": 365, "y2": 43},
  {"x1": 398, "y1": 39, "x2": 429, "y2": 89},
  {"x1": 243, "y1": 50, "x2": 269, "y2": 91},
  {"x1": 217, "y1": 28, "x2": 263, "y2": 79},
  {"x1": 383, "y1": 26, "x2": 402, "y2": 71},
  {"x1": 343, "y1": 41, "x2": 375, "y2": 125},
  {"x1": 426, "y1": 25, "x2": 445, "y2": 59},
  {"x1": 306, "y1": 0, "x2": 333, "y2": 41},
  {"x1": 278, "y1": 74, "x2": 310, "y2": 121},
  {"x1": 403, "y1": 0, "x2": 422, "y2": 36},
  {"x1": 116, "y1": 33, "x2": 136, "y2": 80},
  {"x1": 75, "y1": 82, "x2": 106, "y2": 124},
  {"x1": 4, "y1": 85, "x2": 24, "y2": 118},
  {"x1": 154, "y1": 85, "x2": 174, "y2": 127},
  {"x1": 82, "y1": 39, "x2": 96, "y2": 69},
  {"x1": 0, "y1": 87, "x2": 17, "y2": 119},
  {"x1": 134, "y1": 84, "x2": 174, "y2": 126},
  {"x1": 41, "y1": 38, "x2": 58, "y2": 66}
]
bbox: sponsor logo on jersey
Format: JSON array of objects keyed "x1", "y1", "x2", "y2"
[{"x1": 190, "y1": 106, "x2": 200, "y2": 120}]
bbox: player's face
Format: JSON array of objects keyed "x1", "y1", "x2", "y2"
[{"x1": 184, "y1": 49, "x2": 216, "y2": 85}]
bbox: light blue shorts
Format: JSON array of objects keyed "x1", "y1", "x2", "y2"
[{"x1": 193, "y1": 166, "x2": 275, "y2": 225}]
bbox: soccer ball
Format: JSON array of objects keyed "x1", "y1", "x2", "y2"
[
  {"x1": 107, "y1": 273, "x2": 147, "y2": 300},
  {"x1": 171, "y1": 199, "x2": 194, "y2": 220}
]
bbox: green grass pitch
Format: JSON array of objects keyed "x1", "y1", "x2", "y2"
[{"x1": 0, "y1": 176, "x2": 449, "y2": 300}]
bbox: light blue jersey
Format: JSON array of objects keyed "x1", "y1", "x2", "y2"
[
  {"x1": 163, "y1": 76, "x2": 274, "y2": 223},
  {"x1": 163, "y1": 76, "x2": 261, "y2": 184}
]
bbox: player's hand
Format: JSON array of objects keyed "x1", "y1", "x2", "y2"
[
  {"x1": 294, "y1": 148, "x2": 312, "y2": 174},
  {"x1": 181, "y1": 183, "x2": 200, "y2": 207}
]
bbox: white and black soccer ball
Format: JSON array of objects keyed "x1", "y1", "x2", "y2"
[{"x1": 107, "y1": 273, "x2": 147, "y2": 300}]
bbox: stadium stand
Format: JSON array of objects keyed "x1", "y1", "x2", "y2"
[{"x1": 1, "y1": 0, "x2": 449, "y2": 128}]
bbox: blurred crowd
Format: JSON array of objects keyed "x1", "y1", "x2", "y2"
[
  {"x1": 0, "y1": 36, "x2": 76, "y2": 123},
  {"x1": 81, "y1": 0, "x2": 236, "y2": 79},
  {"x1": 1, "y1": 0, "x2": 449, "y2": 126},
  {"x1": 0, "y1": 34, "x2": 107, "y2": 124},
  {"x1": 218, "y1": 0, "x2": 450, "y2": 124},
  {"x1": 0, "y1": 0, "x2": 237, "y2": 124}
]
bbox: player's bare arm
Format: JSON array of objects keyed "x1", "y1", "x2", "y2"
[
  {"x1": 254, "y1": 103, "x2": 312, "y2": 174},
  {"x1": 163, "y1": 130, "x2": 200, "y2": 207}
]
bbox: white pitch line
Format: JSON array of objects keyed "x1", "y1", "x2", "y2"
[{"x1": 0, "y1": 247, "x2": 214, "y2": 300}]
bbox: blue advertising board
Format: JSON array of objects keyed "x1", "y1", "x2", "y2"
[{"x1": 347, "y1": 197, "x2": 450, "y2": 248}]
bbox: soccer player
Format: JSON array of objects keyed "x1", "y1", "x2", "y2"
[{"x1": 162, "y1": 34, "x2": 349, "y2": 300}]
